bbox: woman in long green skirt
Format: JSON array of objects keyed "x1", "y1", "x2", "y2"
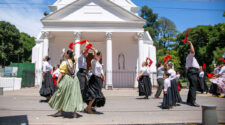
[{"x1": 48, "y1": 50, "x2": 83, "y2": 118}]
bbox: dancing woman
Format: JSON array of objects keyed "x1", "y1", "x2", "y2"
[
  {"x1": 137, "y1": 61, "x2": 152, "y2": 99},
  {"x1": 48, "y1": 50, "x2": 83, "y2": 118},
  {"x1": 39, "y1": 56, "x2": 55, "y2": 101},
  {"x1": 83, "y1": 47, "x2": 106, "y2": 114}
]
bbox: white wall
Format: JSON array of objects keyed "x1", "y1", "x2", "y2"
[
  {"x1": 49, "y1": 32, "x2": 74, "y2": 66},
  {"x1": 111, "y1": 33, "x2": 138, "y2": 88},
  {"x1": 0, "y1": 77, "x2": 22, "y2": 91}
]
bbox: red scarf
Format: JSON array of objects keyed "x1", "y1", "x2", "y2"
[{"x1": 68, "y1": 40, "x2": 91, "y2": 53}]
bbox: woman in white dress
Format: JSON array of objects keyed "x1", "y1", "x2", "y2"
[{"x1": 137, "y1": 61, "x2": 152, "y2": 99}]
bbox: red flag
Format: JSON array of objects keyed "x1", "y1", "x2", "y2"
[
  {"x1": 203, "y1": 63, "x2": 206, "y2": 69},
  {"x1": 146, "y1": 57, "x2": 153, "y2": 67},
  {"x1": 68, "y1": 42, "x2": 74, "y2": 50},
  {"x1": 163, "y1": 55, "x2": 171, "y2": 62},
  {"x1": 183, "y1": 29, "x2": 189, "y2": 43},
  {"x1": 207, "y1": 73, "x2": 215, "y2": 79}
]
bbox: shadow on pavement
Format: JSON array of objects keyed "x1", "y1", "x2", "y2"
[
  {"x1": 0, "y1": 115, "x2": 29, "y2": 125},
  {"x1": 48, "y1": 112, "x2": 83, "y2": 119}
]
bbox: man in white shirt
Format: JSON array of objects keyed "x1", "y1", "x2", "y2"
[
  {"x1": 77, "y1": 50, "x2": 88, "y2": 99},
  {"x1": 186, "y1": 41, "x2": 200, "y2": 107}
]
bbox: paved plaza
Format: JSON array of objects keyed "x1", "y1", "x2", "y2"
[{"x1": 0, "y1": 87, "x2": 225, "y2": 125}]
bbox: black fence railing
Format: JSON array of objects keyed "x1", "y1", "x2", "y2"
[{"x1": 103, "y1": 71, "x2": 157, "y2": 88}]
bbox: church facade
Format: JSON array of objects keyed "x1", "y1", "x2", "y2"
[{"x1": 32, "y1": 0, "x2": 157, "y2": 88}]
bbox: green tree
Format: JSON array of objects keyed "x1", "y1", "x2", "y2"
[
  {"x1": 157, "y1": 17, "x2": 178, "y2": 50},
  {"x1": 19, "y1": 32, "x2": 35, "y2": 62},
  {"x1": 140, "y1": 6, "x2": 158, "y2": 41},
  {"x1": 155, "y1": 17, "x2": 180, "y2": 70},
  {"x1": 0, "y1": 21, "x2": 35, "y2": 67},
  {"x1": 0, "y1": 21, "x2": 20, "y2": 66}
]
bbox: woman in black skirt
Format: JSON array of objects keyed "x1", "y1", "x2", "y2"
[
  {"x1": 83, "y1": 47, "x2": 105, "y2": 114},
  {"x1": 39, "y1": 56, "x2": 55, "y2": 101},
  {"x1": 137, "y1": 61, "x2": 152, "y2": 99},
  {"x1": 165, "y1": 62, "x2": 182, "y2": 106},
  {"x1": 162, "y1": 72, "x2": 173, "y2": 109}
]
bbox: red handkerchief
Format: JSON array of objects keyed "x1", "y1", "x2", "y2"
[
  {"x1": 203, "y1": 63, "x2": 206, "y2": 69},
  {"x1": 183, "y1": 29, "x2": 189, "y2": 43},
  {"x1": 218, "y1": 58, "x2": 225, "y2": 63},
  {"x1": 207, "y1": 73, "x2": 215, "y2": 79},
  {"x1": 85, "y1": 43, "x2": 92, "y2": 53},
  {"x1": 163, "y1": 55, "x2": 171, "y2": 62},
  {"x1": 146, "y1": 57, "x2": 153, "y2": 67}
]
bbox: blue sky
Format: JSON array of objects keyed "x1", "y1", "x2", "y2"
[
  {"x1": 0, "y1": 0, "x2": 224, "y2": 37},
  {"x1": 132, "y1": 0, "x2": 225, "y2": 32}
]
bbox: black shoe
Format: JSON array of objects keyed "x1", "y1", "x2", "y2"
[
  {"x1": 187, "y1": 103, "x2": 200, "y2": 107},
  {"x1": 192, "y1": 103, "x2": 200, "y2": 107},
  {"x1": 52, "y1": 112, "x2": 62, "y2": 117}
]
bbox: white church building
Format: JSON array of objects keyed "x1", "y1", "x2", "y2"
[{"x1": 32, "y1": 0, "x2": 157, "y2": 89}]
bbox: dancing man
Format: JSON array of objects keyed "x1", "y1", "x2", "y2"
[
  {"x1": 186, "y1": 41, "x2": 200, "y2": 107},
  {"x1": 77, "y1": 50, "x2": 88, "y2": 99}
]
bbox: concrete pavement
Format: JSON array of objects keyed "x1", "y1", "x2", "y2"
[{"x1": 0, "y1": 87, "x2": 225, "y2": 125}]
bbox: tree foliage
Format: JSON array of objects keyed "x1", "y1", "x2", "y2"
[
  {"x1": 0, "y1": 21, "x2": 35, "y2": 67},
  {"x1": 140, "y1": 5, "x2": 158, "y2": 41},
  {"x1": 156, "y1": 17, "x2": 178, "y2": 50}
]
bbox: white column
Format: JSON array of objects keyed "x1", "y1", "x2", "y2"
[
  {"x1": 106, "y1": 32, "x2": 113, "y2": 90},
  {"x1": 42, "y1": 32, "x2": 49, "y2": 57},
  {"x1": 135, "y1": 32, "x2": 144, "y2": 88},
  {"x1": 74, "y1": 32, "x2": 81, "y2": 73},
  {"x1": 35, "y1": 39, "x2": 44, "y2": 87},
  {"x1": 137, "y1": 32, "x2": 144, "y2": 71}
]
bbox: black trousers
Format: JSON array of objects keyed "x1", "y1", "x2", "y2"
[
  {"x1": 77, "y1": 68, "x2": 87, "y2": 99},
  {"x1": 187, "y1": 67, "x2": 200, "y2": 104}
]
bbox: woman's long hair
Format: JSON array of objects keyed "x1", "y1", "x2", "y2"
[{"x1": 67, "y1": 50, "x2": 75, "y2": 63}]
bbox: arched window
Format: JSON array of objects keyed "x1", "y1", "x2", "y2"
[{"x1": 118, "y1": 53, "x2": 125, "y2": 70}]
